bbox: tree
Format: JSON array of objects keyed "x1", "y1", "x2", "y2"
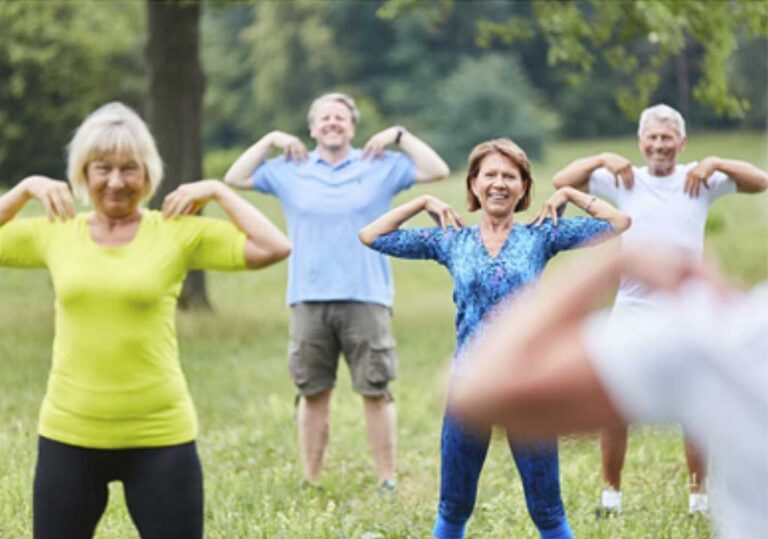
[
  {"x1": 423, "y1": 54, "x2": 557, "y2": 166},
  {"x1": 0, "y1": 2, "x2": 143, "y2": 185},
  {"x1": 244, "y1": 1, "x2": 349, "y2": 137},
  {"x1": 200, "y1": 2, "x2": 256, "y2": 149},
  {"x1": 382, "y1": 0, "x2": 768, "y2": 120},
  {"x1": 146, "y1": 0, "x2": 209, "y2": 309}
]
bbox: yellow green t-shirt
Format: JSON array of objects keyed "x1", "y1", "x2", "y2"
[{"x1": 0, "y1": 210, "x2": 246, "y2": 448}]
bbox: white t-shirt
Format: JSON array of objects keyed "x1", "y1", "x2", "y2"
[
  {"x1": 589, "y1": 163, "x2": 736, "y2": 307},
  {"x1": 584, "y1": 282, "x2": 768, "y2": 539}
]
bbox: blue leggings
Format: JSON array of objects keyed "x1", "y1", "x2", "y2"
[{"x1": 432, "y1": 414, "x2": 573, "y2": 539}]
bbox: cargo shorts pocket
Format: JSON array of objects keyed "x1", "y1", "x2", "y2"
[
  {"x1": 365, "y1": 338, "x2": 397, "y2": 385},
  {"x1": 288, "y1": 341, "x2": 310, "y2": 387},
  {"x1": 289, "y1": 340, "x2": 336, "y2": 393}
]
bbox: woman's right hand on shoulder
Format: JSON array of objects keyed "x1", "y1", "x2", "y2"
[
  {"x1": 22, "y1": 175, "x2": 76, "y2": 221},
  {"x1": 423, "y1": 195, "x2": 464, "y2": 229},
  {"x1": 269, "y1": 131, "x2": 308, "y2": 162}
]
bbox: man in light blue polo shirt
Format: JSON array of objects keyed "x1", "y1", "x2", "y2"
[{"x1": 225, "y1": 92, "x2": 449, "y2": 489}]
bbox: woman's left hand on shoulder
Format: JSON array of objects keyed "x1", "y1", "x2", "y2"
[
  {"x1": 162, "y1": 179, "x2": 223, "y2": 218},
  {"x1": 528, "y1": 188, "x2": 570, "y2": 227}
]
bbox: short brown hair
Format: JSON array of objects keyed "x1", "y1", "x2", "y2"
[
  {"x1": 465, "y1": 138, "x2": 533, "y2": 213},
  {"x1": 307, "y1": 92, "x2": 360, "y2": 126}
]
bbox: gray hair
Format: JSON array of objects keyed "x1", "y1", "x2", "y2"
[
  {"x1": 637, "y1": 104, "x2": 686, "y2": 138},
  {"x1": 67, "y1": 102, "x2": 163, "y2": 204},
  {"x1": 307, "y1": 92, "x2": 360, "y2": 126}
]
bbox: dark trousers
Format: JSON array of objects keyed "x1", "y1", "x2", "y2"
[{"x1": 34, "y1": 436, "x2": 203, "y2": 539}]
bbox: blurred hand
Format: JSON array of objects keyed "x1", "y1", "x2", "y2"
[
  {"x1": 528, "y1": 188, "x2": 570, "y2": 227},
  {"x1": 270, "y1": 131, "x2": 308, "y2": 162},
  {"x1": 424, "y1": 195, "x2": 465, "y2": 229},
  {"x1": 162, "y1": 179, "x2": 222, "y2": 218},
  {"x1": 621, "y1": 248, "x2": 735, "y2": 297},
  {"x1": 600, "y1": 152, "x2": 634, "y2": 190},
  {"x1": 23, "y1": 175, "x2": 76, "y2": 221},
  {"x1": 685, "y1": 157, "x2": 719, "y2": 198},
  {"x1": 362, "y1": 127, "x2": 399, "y2": 159}
]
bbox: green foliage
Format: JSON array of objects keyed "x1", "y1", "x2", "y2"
[
  {"x1": 0, "y1": 2, "x2": 144, "y2": 185},
  {"x1": 1, "y1": 0, "x2": 765, "y2": 186},
  {"x1": 203, "y1": 147, "x2": 247, "y2": 180},
  {"x1": 246, "y1": 1, "x2": 349, "y2": 136},
  {"x1": 201, "y1": 3, "x2": 256, "y2": 148},
  {"x1": 394, "y1": 0, "x2": 768, "y2": 121},
  {"x1": 423, "y1": 54, "x2": 558, "y2": 166},
  {"x1": 730, "y1": 38, "x2": 768, "y2": 130}
]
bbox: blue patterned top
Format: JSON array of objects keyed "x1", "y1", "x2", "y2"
[{"x1": 370, "y1": 218, "x2": 612, "y2": 359}]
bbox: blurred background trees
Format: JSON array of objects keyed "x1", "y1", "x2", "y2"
[
  {"x1": 0, "y1": 1, "x2": 144, "y2": 183},
  {"x1": 0, "y1": 0, "x2": 766, "y2": 185}
]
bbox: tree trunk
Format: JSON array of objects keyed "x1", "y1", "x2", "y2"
[
  {"x1": 145, "y1": 0, "x2": 210, "y2": 310},
  {"x1": 676, "y1": 40, "x2": 690, "y2": 121}
]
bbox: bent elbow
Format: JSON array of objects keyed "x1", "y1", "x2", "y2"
[
  {"x1": 435, "y1": 163, "x2": 451, "y2": 180},
  {"x1": 276, "y1": 242, "x2": 292, "y2": 261},
  {"x1": 552, "y1": 173, "x2": 568, "y2": 189},
  {"x1": 359, "y1": 229, "x2": 374, "y2": 246},
  {"x1": 419, "y1": 163, "x2": 450, "y2": 183},
  {"x1": 223, "y1": 170, "x2": 244, "y2": 187},
  {"x1": 615, "y1": 214, "x2": 632, "y2": 234},
  {"x1": 245, "y1": 240, "x2": 291, "y2": 269}
]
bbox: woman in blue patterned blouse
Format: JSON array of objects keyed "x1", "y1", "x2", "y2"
[{"x1": 359, "y1": 139, "x2": 631, "y2": 539}]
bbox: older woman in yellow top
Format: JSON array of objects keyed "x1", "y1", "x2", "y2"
[{"x1": 0, "y1": 102, "x2": 290, "y2": 539}]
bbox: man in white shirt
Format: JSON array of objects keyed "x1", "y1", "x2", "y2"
[
  {"x1": 552, "y1": 103, "x2": 767, "y2": 514},
  {"x1": 449, "y1": 249, "x2": 768, "y2": 539}
]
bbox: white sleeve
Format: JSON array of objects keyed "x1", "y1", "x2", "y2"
[
  {"x1": 588, "y1": 167, "x2": 620, "y2": 200},
  {"x1": 581, "y1": 297, "x2": 711, "y2": 425},
  {"x1": 705, "y1": 169, "x2": 736, "y2": 202}
]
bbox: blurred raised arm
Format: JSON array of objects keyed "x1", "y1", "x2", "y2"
[
  {"x1": 553, "y1": 152, "x2": 633, "y2": 192},
  {"x1": 162, "y1": 180, "x2": 291, "y2": 269},
  {"x1": 0, "y1": 176, "x2": 75, "y2": 225},
  {"x1": 224, "y1": 131, "x2": 308, "y2": 189},
  {"x1": 363, "y1": 126, "x2": 450, "y2": 182},
  {"x1": 359, "y1": 194, "x2": 463, "y2": 246}
]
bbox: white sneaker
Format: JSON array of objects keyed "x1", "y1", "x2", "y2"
[
  {"x1": 689, "y1": 493, "x2": 709, "y2": 515},
  {"x1": 595, "y1": 488, "x2": 622, "y2": 518}
]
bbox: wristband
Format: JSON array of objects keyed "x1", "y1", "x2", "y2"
[
  {"x1": 585, "y1": 196, "x2": 597, "y2": 213},
  {"x1": 394, "y1": 126, "x2": 405, "y2": 146}
]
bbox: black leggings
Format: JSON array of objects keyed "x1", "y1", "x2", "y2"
[{"x1": 33, "y1": 436, "x2": 203, "y2": 539}]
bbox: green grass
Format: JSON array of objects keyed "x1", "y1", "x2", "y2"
[{"x1": 1, "y1": 133, "x2": 766, "y2": 537}]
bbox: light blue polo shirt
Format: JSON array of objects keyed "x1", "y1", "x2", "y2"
[{"x1": 252, "y1": 148, "x2": 416, "y2": 306}]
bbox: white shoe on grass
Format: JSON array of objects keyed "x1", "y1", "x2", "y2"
[
  {"x1": 595, "y1": 488, "x2": 622, "y2": 518},
  {"x1": 689, "y1": 493, "x2": 708, "y2": 515}
]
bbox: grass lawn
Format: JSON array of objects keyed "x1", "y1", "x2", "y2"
[{"x1": 0, "y1": 132, "x2": 765, "y2": 537}]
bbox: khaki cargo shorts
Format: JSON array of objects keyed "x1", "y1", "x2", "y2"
[{"x1": 288, "y1": 302, "x2": 397, "y2": 398}]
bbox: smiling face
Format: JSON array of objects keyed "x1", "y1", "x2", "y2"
[
  {"x1": 309, "y1": 100, "x2": 356, "y2": 153},
  {"x1": 86, "y1": 152, "x2": 149, "y2": 219},
  {"x1": 638, "y1": 118, "x2": 686, "y2": 176},
  {"x1": 471, "y1": 152, "x2": 526, "y2": 219}
]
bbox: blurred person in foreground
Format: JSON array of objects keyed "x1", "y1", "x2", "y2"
[
  {"x1": 0, "y1": 102, "x2": 291, "y2": 538},
  {"x1": 225, "y1": 92, "x2": 449, "y2": 489},
  {"x1": 552, "y1": 103, "x2": 768, "y2": 515},
  {"x1": 360, "y1": 138, "x2": 630, "y2": 539},
  {"x1": 451, "y1": 248, "x2": 767, "y2": 539}
]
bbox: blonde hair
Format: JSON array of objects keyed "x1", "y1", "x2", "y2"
[
  {"x1": 67, "y1": 102, "x2": 163, "y2": 204},
  {"x1": 465, "y1": 138, "x2": 533, "y2": 213},
  {"x1": 307, "y1": 92, "x2": 360, "y2": 126},
  {"x1": 638, "y1": 103, "x2": 686, "y2": 138}
]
